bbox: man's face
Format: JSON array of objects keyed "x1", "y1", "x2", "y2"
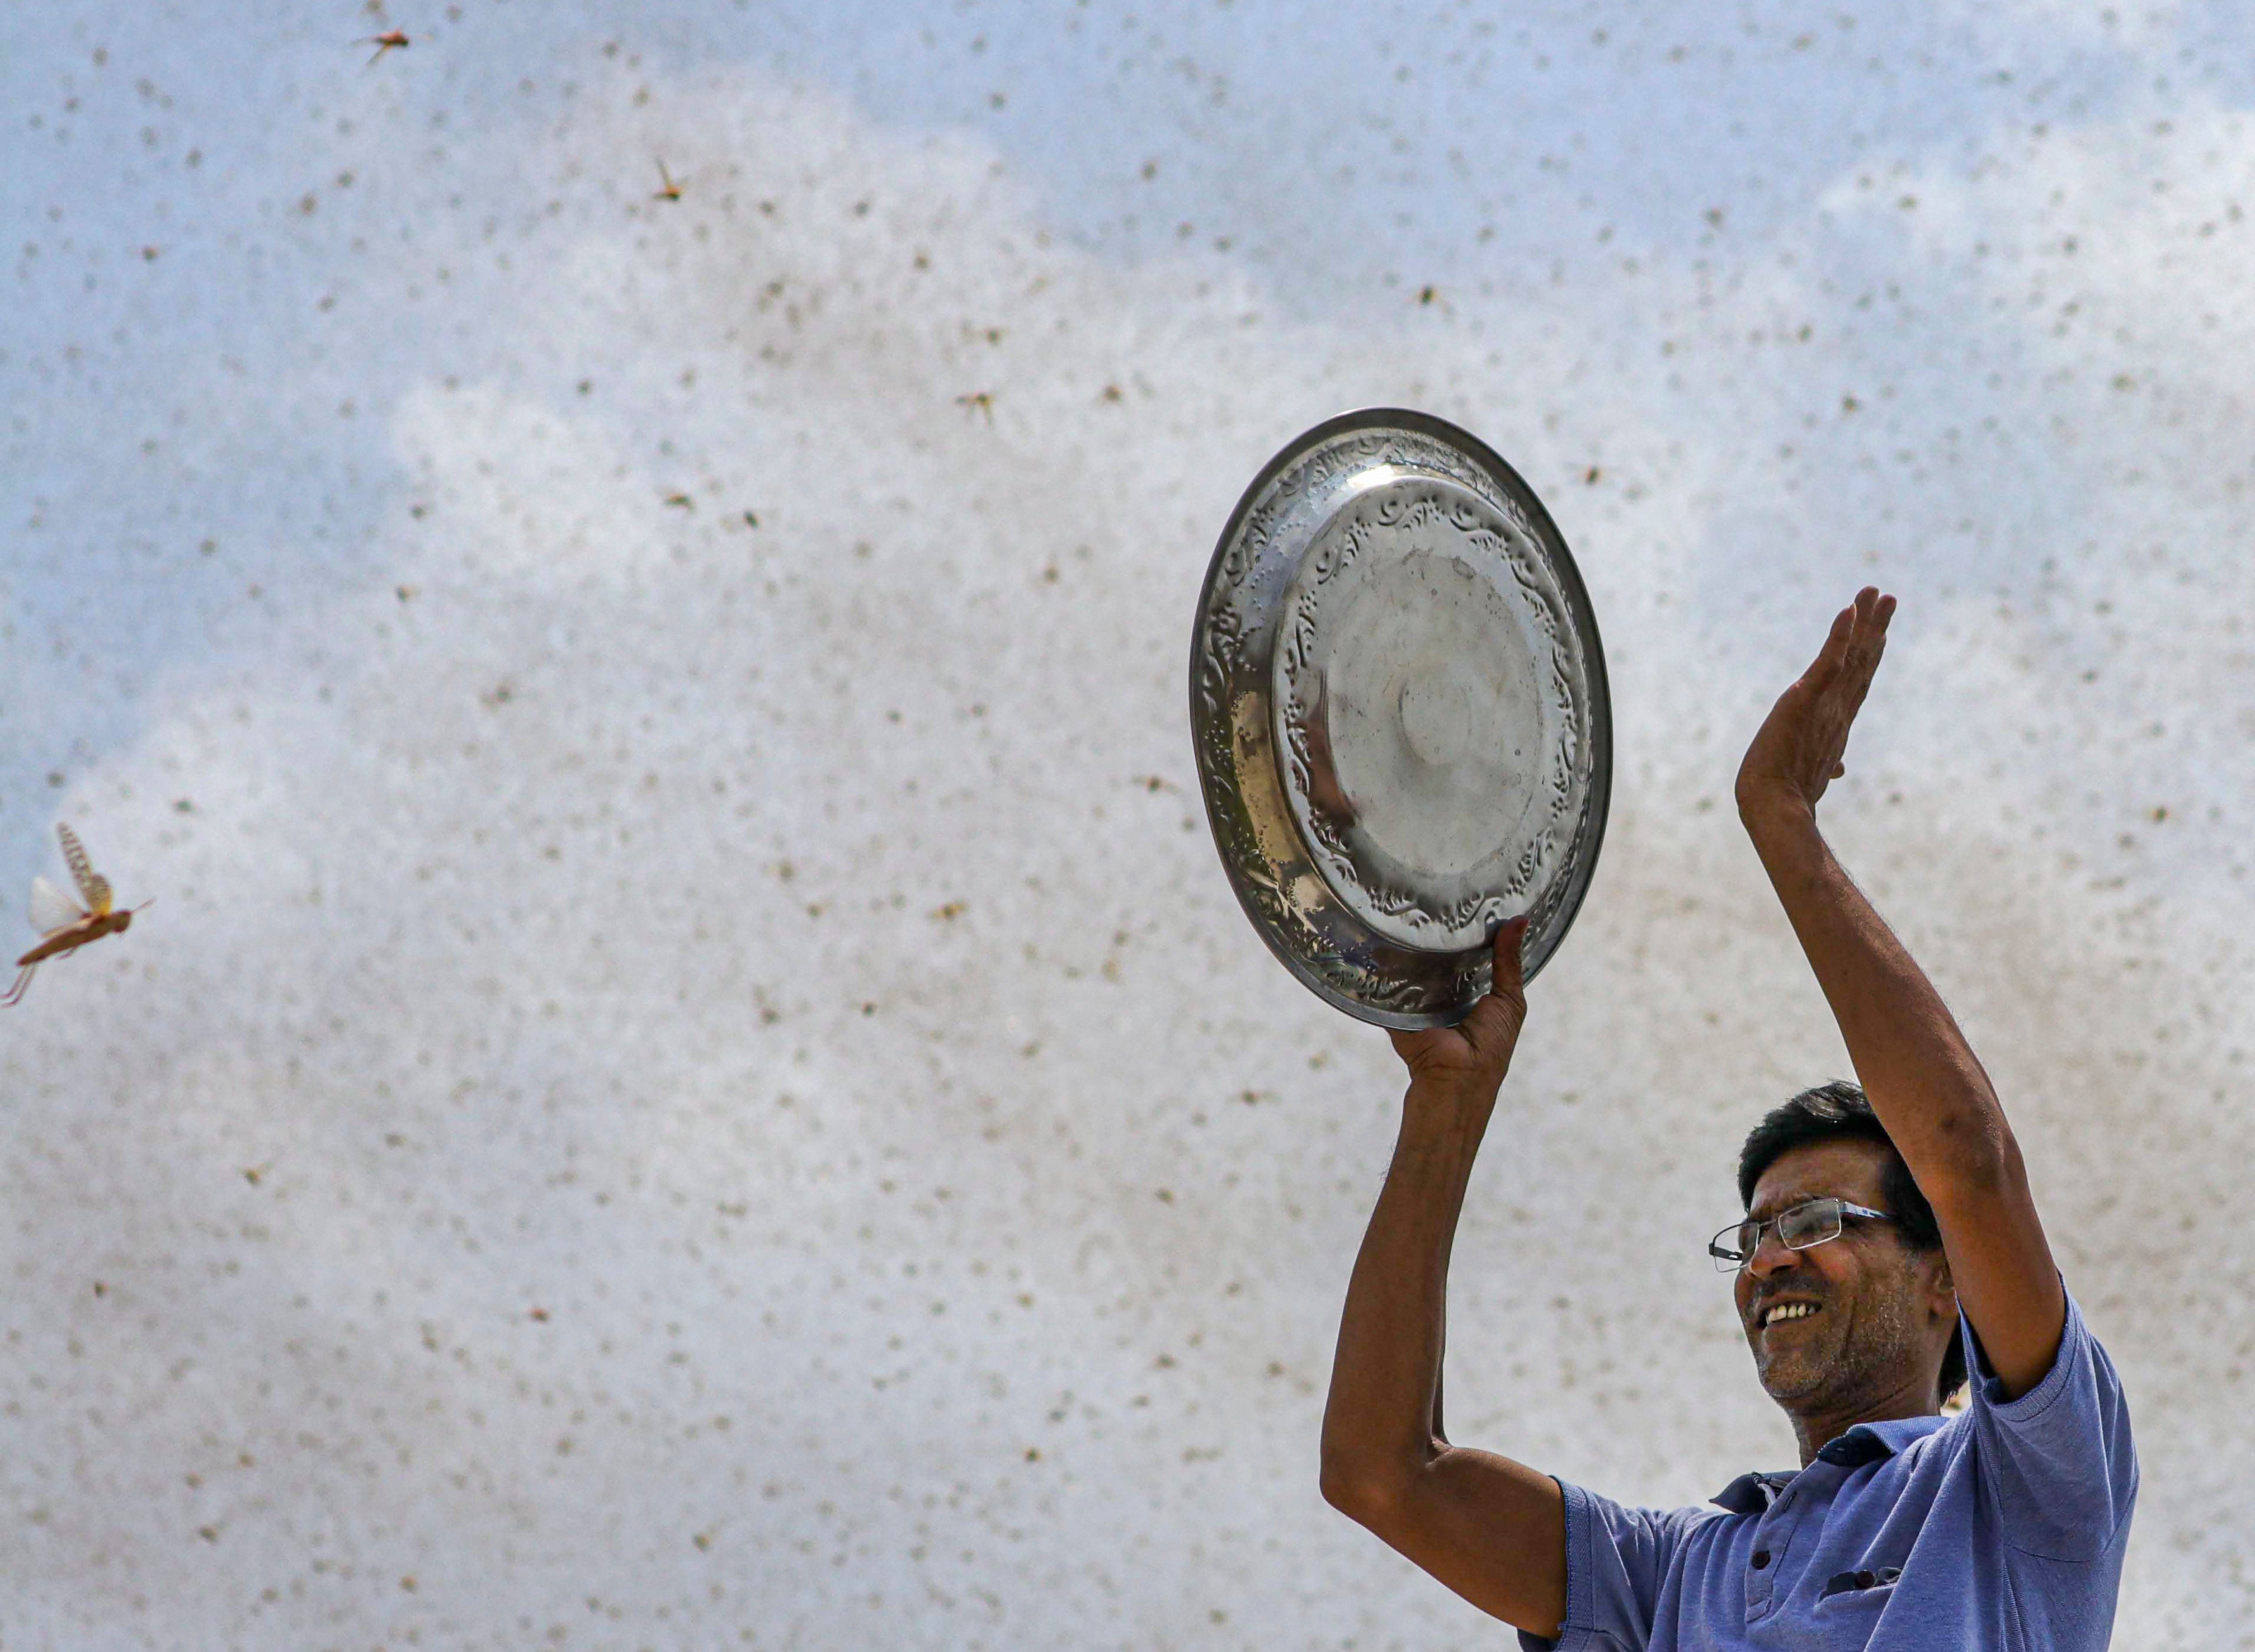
[{"x1": 1733, "y1": 1138, "x2": 1953, "y2": 1412}]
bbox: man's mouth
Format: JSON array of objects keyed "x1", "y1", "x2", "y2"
[{"x1": 1758, "y1": 1300, "x2": 1822, "y2": 1330}]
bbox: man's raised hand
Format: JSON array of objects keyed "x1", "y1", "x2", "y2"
[
  {"x1": 1388, "y1": 915, "x2": 1530, "y2": 1102},
  {"x1": 1735, "y1": 586, "x2": 1896, "y2": 822}
]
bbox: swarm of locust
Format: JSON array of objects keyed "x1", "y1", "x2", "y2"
[{"x1": 3, "y1": 823, "x2": 147, "y2": 1008}]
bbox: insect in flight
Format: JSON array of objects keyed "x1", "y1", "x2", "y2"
[
  {"x1": 2, "y1": 823, "x2": 149, "y2": 1008},
  {"x1": 356, "y1": 29, "x2": 411, "y2": 67},
  {"x1": 653, "y1": 159, "x2": 684, "y2": 202}
]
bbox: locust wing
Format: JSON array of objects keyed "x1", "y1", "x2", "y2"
[
  {"x1": 28, "y1": 876, "x2": 85, "y2": 936},
  {"x1": 55, "y1": 822, "x2": 112, "y2": 917}
]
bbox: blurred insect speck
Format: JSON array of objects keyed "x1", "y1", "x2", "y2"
[
  {"x1": 3, "y1": 823, "x2": 150, "y2": 1008},
  {"x1": 356, "y1": 30, "x2": 410, "y2": 67}
]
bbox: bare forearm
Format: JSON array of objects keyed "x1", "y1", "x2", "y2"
[
  {"x1": 1321, "y1": 1088, "x2": 1486, "y2": 1490},
  {"x1": 1741, "y1": 797, "x2": 2007, "y2": 1176},
  {"x1": 1320, "y1": 1081, "x2": 1571, "y2": 1633}
]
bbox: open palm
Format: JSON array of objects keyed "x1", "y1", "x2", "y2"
[{"x1": 1735, "y1": 587, "x2": 1896, "y2": 817}]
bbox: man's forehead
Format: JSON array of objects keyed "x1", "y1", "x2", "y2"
[{"x1": 1747, "y1": 1137, "x2": 1891, "y2": 1214}]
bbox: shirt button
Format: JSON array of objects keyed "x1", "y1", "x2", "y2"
[{"x1": 1751, "y1": 1551, "x2": 1772, "y2": 1570}]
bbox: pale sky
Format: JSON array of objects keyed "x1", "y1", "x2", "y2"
[{"x1": 3, "y1": 3, "x2": 2250, "y2": 1645}]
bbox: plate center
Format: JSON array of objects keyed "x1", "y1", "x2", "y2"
[
  {"x1": 1276, "y1": 477, "x2": 1569, "y2": 951},
  {"x1": 1397, "y1": 656, "x2": 1478, "y2": 768},
  {"x1": 1322, "y1": 545, "x2": 1543, "y2": 886}
]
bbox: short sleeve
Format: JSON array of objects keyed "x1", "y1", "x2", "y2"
[
  {"x1": 1516, "y1": 1479, "x2": 1713, "y2": 1652},
  {"x1": 1964, "y1": 1288, "x2": 2138, "y2": 1563}
]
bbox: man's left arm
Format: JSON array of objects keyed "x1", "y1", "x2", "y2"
[{"x1": 1734, "y1": 588, "x2": 2066, "y2": 1399}]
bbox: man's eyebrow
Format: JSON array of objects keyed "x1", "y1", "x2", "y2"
[{"x1": 1745, "y1": 1190, "x2": 1835, "y2": 1220}]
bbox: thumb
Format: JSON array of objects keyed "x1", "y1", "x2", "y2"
[
  {"x1": 1457, "y1": 915, "x2": 1530, "y2": 1061},
  {"x1": 1490, "y1": 914, "x2": 1530, "y2": 1003}
]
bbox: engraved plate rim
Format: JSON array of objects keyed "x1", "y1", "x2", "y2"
[{"x1": 1188, "y1": 407, "x2": 1613, "y2": 1030}]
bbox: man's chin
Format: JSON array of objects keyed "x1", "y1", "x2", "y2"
[{"x1": 1752, "y1": 1349, "x2": 1834, "y2": 1405}]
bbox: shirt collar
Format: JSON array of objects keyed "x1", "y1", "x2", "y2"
[{"x1": 1711, "y1": 1415, "x2": 1952, "y2": 1512}]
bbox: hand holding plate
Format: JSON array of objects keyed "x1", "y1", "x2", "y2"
[{"x1": 1388, "y1": 915, "x2": 1530, "y2": 1105}]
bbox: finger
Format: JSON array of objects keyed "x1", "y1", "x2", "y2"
[
  {"x1": 1845, "y1": 649, "x2": 1882, "y2": 717},
  {"x1": 1453, "y1": 924, "x2": 1528, "y2": 1059},
  {"x1": 1490, "y1": 914, "x2": 1531, "y2": 1002},
  {"x1": 1843, "y1": 636, "x2": 1884, "y2": 702},
  {"x1": 1863, "y1": 596, "x2": 1895, "y2": 666},
  {"x1": 1844, "y1": 626, "x2": 1891, "y2": 709},
  {"x1": 1839, "y1": 592, "x2": 1894, "y2": 691},
  {"x1": 1459, "y1": 921, "x2": 1530, "y2": 1055},
  {"x1": 1805, "y1": 604, "x2": 1856, "y2": 683},
  {"x1": 1850, "y1": 589, "x2": 1894, "y2": 655}
]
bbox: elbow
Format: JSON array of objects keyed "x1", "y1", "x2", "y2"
[
  {"x1": 1319, "y1": 1451, "x2": 1416, "y2": 1528},
  {"x1": 1319, "y1": 1465, "x2": 1395, "y2": 1527}
]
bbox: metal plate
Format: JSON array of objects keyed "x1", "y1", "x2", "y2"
[{"x1": 1189, "y1": 410, "x2": 1611, "y2": 1028}]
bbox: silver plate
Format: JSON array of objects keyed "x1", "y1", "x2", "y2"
[{"x1": 1189, "y1": 410, "x2": 1611, "y2": 1028}]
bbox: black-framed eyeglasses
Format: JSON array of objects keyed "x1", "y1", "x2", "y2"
[{"x1": 1708, "y1": 1197, "x2": 1897, "y2": 1272}]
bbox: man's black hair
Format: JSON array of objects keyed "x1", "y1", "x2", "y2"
[{"x1": 1737, "y1": 1079, "x2": 1968, "y2": 1407}]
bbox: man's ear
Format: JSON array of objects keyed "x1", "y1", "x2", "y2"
[{"x1": 1922, "y1": 1250, "x2": 1958, "y2": 1322}]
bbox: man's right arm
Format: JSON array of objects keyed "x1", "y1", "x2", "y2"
[{"x1": 1317, "y1": 919, "x2": 1569, "y2": 1638}]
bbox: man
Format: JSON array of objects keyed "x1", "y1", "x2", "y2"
[{"x1": 1319, "y1": 589, "x2": 2137, "y2": 1648}]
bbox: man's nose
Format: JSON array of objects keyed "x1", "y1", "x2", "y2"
[{"x1": 1746, "y1": 1228, "x2": 1802, "y2": 1280}]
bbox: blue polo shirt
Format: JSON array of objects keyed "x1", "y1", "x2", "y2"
[{"x1": 1523, "y1": 1290, "x2": 2136, "y2": 1651}]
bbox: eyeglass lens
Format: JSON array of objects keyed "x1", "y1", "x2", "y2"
[
  {"x1": 1778, "y1": 1199, "x2": 1844, "y2": 1249},
  {"x1": 1724, "y1": 1198, "x2": 1845, "y2": 1264}
]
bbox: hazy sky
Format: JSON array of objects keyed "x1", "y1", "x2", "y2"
[{"x1": 4, "y1": 2, "x2": 2251, "y2": 1646}]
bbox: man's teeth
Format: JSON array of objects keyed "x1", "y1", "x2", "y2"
[{"x1": 1763, "y1": 1302, "x2": 1819, "y2": 1326}]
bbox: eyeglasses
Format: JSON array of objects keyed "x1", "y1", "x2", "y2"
[{"x1": 1708, "y1": 1197, "x2": 1896, "y2": 1272}]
